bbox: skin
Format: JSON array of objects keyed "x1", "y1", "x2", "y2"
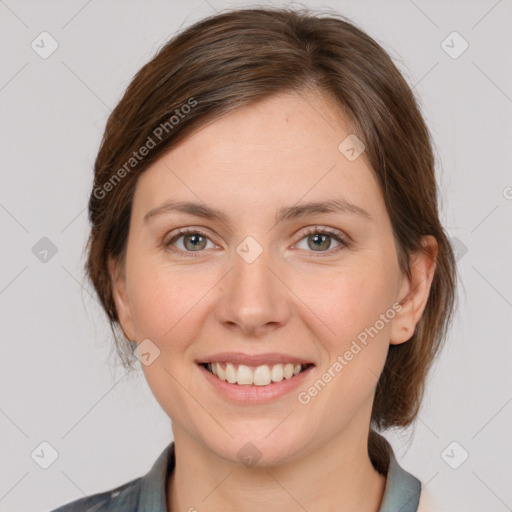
[{"x1": 110, "y1": 90, "x2": 437, "y2": 512}]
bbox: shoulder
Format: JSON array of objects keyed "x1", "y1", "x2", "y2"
[
  {"x1": 49, "y1": 442, "x2": 175, "y2": 512},
  {"x1": 49, "y1": 476, "x2": 142, "y2": 512}
]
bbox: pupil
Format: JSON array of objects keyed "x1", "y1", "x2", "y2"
[
  {"x1": 310, "y1": 233, "x2": 329, "y2": 251},
  {"x1": 185, "y1": 234, "x2": 205, "y2": 250}
]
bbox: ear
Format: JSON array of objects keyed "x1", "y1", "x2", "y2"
[
  {"x1": 108, "y1": 256, "x2": 137, "y2": 342},
  {"x1": 390, "y1": 235, "x2": 438, "y2": 345}
]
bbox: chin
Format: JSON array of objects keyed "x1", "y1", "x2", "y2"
[{"x1": 205, "y1": 431, "x2": 306, "y2": 468}]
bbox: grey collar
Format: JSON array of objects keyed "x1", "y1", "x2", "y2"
[{"x1": 138, "y1": 440, "x2": 421, "y2": 511}]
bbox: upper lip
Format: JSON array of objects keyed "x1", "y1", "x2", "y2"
[{"x1": 196, "y1": 352, "x2": 315, "y2": 367}]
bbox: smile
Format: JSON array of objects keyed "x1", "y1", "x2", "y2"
[{"x1": 202, "y1": 362, "x2": 313, "y2": 386}]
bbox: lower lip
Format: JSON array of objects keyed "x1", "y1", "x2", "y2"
[{"x1": 198, "y1": 364, "x2": 315, "y2": 404}]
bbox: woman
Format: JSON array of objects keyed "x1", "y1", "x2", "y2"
[{"x1": 52, "y1": 6, "x2": 456, "y2": 511}]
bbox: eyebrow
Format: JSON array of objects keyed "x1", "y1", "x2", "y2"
[{"x1": 143, "y1": 198, "x2": 372, "y2": 226}]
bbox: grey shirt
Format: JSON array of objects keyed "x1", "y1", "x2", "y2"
[{"x1": 50, "y1": 441, "x2": 421, "y2": 511}]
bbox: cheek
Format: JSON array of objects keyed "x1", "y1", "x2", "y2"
[
  {"x1": 127, "y1": 264, "x2": 207, "y2": 410},
  {"x1": 127, "y1": 257, "x2": 216, "y2": 348},
  {"x1": 300, "y1": 270, "x2": 395, "y2": 415},
  {"x1": 300, "y1": 258, "x2": 397, "y2": 345},
  {"x1": 299, "y1": 258, "x2": 398, "y2": 407}
]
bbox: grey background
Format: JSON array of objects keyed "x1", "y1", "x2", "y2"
[{"x1": 0, "y1": 0, "x2": 511, "y2": 511}]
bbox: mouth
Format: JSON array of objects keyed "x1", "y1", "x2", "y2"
[{"x1": 199, "y1": 361, "x2": 315, "y2": 386}]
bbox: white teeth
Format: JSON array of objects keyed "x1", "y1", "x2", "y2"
[
  {"x1": 271, "y1": 364, "x2": 283, "y2": 382},
  {"x1": 208, "y1": 362, "x2": 307, "y2": 386},
  {"x1": 283, "y1": 363, "x2": 294, "y2": 379},
  {"x1": 253, "y1": 365, "x2": 272, "y2": 386},
  {"x1": 225, "y1": 363, "x2": 237, "y2": 384},
  {"x1": 216, "y1": 362, "x2": 225, "y2": 380},
  {"x1": 237, "y1": 365, "x2": 253, "y2": 385}
]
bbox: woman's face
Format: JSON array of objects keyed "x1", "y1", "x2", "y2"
[{"x1": 111, "y1": 90, "x2": 429, "y2": 465}]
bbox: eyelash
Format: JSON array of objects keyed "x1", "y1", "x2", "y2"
[{"x1": 164, "y1": 226, "x2": 350, "y2": 258}]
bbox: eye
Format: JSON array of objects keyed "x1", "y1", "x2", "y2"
[
  {"x1": 164, "y1": 228, "x2": 217, "y2": 257},
  {"x1": 164, "y1": 226, "x2": 350, "y2": 258},
  {"x1": 293, "y1": 227, "x2": 349, "y2": 256}
]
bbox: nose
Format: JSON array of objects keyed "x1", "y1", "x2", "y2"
[{"x1": 215, "y1": 246, "x2": 291, "y2": 337}]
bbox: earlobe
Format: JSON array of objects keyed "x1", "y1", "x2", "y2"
[
  {"x1": 390, "y1": 236, "x2": 438, "y2": 345},
  {"x1": 108, "y1": 256, "x2": 136, "y2": 342}
]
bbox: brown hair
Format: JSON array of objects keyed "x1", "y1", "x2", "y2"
[{"x1": 84, "y1": 5, "x2": 457, "y2": 468}]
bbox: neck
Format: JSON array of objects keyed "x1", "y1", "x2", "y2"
[{"x1": 167, "y1": 426, "x2": 387, "y2": 512}]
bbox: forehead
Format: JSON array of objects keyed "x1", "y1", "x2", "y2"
[{"x1": 132, "y1": 90, "x2": 384, "y2": 224}]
